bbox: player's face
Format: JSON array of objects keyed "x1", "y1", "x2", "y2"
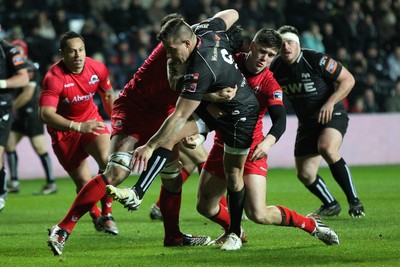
[
  {"x1": 280, "y1": 38, "x2": 301, "y2": 64},
  {"x1": 61, "y1": 37, "x2": 86, "y2": 73},
  {"x1": 163, "y1": 38, "x2": 190, "y2": 64},
  {"x1": 248, "y1": 42, "x2": 278, "y2": 73}
]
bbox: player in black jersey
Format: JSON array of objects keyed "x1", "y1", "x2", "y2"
[
  {"x1": 0, "y1": 35, "x2": 29, "y2": 212},
  {"x1": 6, "y1": 39, "x2": 57, "y2": 195},
  {"x1": 270, "y1": 25, "x2": 365, "y2": 218},
  {"x1": 107, "y1": 9, "x2": 260, "y2": 251}
]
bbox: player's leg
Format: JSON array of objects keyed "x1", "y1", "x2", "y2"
[
  {"x1": 295, "y1": 154, "x2": 341, "y2": 216},
  {"x1": 150, "y1": 140, "x2": 208, "y2": 221},
  {"x1": 160, "y1": 145, "x2": 211, "y2": 246},
  {"x1": 48, "y1": 134, "x2": 137, "y2": 255},
  {"x1": 30, "y1": 134, "x2": 57, "y2": 195},
  {"x1": 0, "y1": 146, "x2": 7, "y2": 212},
  {"x1": 197, "y1": 169, "x2": 231, "y2": 244},
  {"x1": 319, "y1": 127, "x2": 364, "y2": 218},
  {"x1": 5, "y1": 131, "x2": 23, "y2": 193},
  {"x1": 0, "y1": 114, "x2": 14, "y2": 212},
  {"x1": 108, "y1": 118, "x2": 201, "y2": 210},
  {"x1": 221, "y1": 151, "x2": 247, "y2": 250}
]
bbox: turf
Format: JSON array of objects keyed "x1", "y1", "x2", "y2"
[{"x1": 0, "y1": 165, "x2": 399, "y2": 266}]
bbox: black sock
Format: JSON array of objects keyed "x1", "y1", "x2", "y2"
[
  {"x1": 329, "y1": 158, "x2": 358, "y2": 203},
  {"x1": 0, "y1": 167, "x2": 7, "y2": 196},
  {"x1": 133, "y1": 147, "x2": 172, "y2": 199},
  {"x1": 227, "y1": 186, "x2": 245, "y2": 237},
  {"x1": 306, "y1": 175, "x2": 337, "y2": 206},
  {"x1": 6, "y1": 151, "x2": 18, "y2": 181},
  {"x1": 39, "y1": 153, "x2": 55, "y2": 184}
]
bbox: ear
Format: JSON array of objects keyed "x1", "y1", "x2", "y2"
[{"x1": 183, "y1": 39, "x2": 191, "y2": 48}]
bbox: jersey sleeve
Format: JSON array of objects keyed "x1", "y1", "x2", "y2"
[
  {"x1": 315, "y1": 52, "x2": 343, "y2": 81},
  {"x1": 179, "y1": 58, "x2": 213, "y2": 102},
  {"x1": 263, "y1": 69, "x2": 284, "y2": 107},
  {"x1": 194, "y1": 17, "x2": 227, "y2": 34},
  {"x1": 39, "y1": 72, "x2": 62, "y2": 108},
  {"x1": 96, "y1": 61, "x2": 113, "y2": 93}
]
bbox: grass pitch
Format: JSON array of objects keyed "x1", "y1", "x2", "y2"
[{"x1": 0, "y1": 165, "x2": 399, "y2": 266}]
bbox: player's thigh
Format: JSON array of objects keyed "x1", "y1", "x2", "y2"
[
  {"x1": 295, "y1": 154, "x2": 323, "y2": 181},
  {"x1": 318, "y1": 127, "x2": 343, "y2": 162},
  {"x1": 68, "y1": 159, "x2": 93, "y2": 191},
  {"x1": 30, "y1": 134, "x2": 47, "y2": 155},
  {"x1": 223, "y1": 152, "x2": 247, "y2": 189},
  {"x1": 243, "y1": 174, "x2": 266, "y2": 217},
  {"x1": 5, "y1": 131, "x2": 22, "y2": 151},
  {"x1": 85, "y1": 133, "x2": 111, "y2": 169}
]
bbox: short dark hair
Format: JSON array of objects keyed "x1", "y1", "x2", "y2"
[
  {"x1": 253, "y1": 28, "x2": 282, "y2": 50},
  {"x1": 277, "y1": 25, "x2": 300, "y2": 37},
  {"x1": 59, "y1": 31, "x2": 85, "y2": 51},
  {"x1": 157, "y1": 18, "x2": 192, "y2": 43},
  {"x1": 161, "y1": 13, "x2": 184, "y2": 28}
]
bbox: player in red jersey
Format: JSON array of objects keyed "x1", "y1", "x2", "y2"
[
  {"x1": 46, "y1": 14, "x2": 227, "y2": 255},
  {"x1": 195, "y1": 28, "x2": 339, "y2": 246},
  {"x1": 39, "y1": 31, "x2": 118, "y2": 237}
]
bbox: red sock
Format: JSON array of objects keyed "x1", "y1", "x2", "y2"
[
  {"x1": 155, "y1": 168, "x2": 188, "y2": 208},
  {"x1": 160, "y1": 186, "x2": 182, "y2": 241},
  {"x1": 90, "y1": 205, "x2": 101, "y2": 219},
  {"x1": 277, "y1": 205, "x2": 316, "y2": 233},
  {"x1": 209, "y1": 203, "x2": 230, "y2": 233},
  {"x1": 58, "y1": 175, "x2": 107, "y2": 233},
  {"x1": 219, "y1": 195, "x2": 227, "y2": 208},
  {"x1": 100, "y1": 195, "x2": 113, "y2": 215}
]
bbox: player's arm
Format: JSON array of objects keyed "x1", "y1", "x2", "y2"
[
  {"x1": 98, "y1": 86, "x2": 115, "y2": 118},
  {"x1": 213, "y1": 9, "x2": 239, "y2": 31},
  {"x1": 39, "y1": 105, "x2": 106, "y2": 135},
  {"x1": 319, "y1": 66, "x2": 355, "y2": 124},
  {"x1": 12, "y1": 82, "x2": 36, "y2": 110},
  {"x1": 203, "y1": 85, "x2": 237, "y2": 102},
  {"x1": 0, "y1": 68, "x2": 29, "y2": 89},
  {"x1": 251, "y1": 105, "x2": 286, "y2": 161},
  {"x1": 131, "y1": 97, "x2": 200, "y2": 173}
]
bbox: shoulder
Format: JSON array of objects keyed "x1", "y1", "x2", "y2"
[{"x1": 194, "y1": 17, "x2": 226, "y2": 34}]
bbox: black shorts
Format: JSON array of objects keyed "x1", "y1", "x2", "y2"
[
  {"x1": 0, "y1": 97, "x2": 13, "y2": 146},
  {"x1": 12, "y1": 109, "x2": 44, "y2": 137},
  {"x1": 294, "y1": 114, "x2": 349, "y2": 157},
  {"x1": 195, "y1": 102, "x2": 258, "y2": 149}
]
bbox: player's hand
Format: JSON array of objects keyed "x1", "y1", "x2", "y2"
[
  {"x1": 181, "y1": 134, "x2": 204, "y2": 149},
  {"x1": 130, "y1": 145, "x2": 154, "y2": 173},
  {"x1": 251, "y1": 140, "x2": 272, "y2": 161},
  {"x1": 80, "y1": 119, "x2": 106, "y2": 135},
  {"x1": 318, "y1": 102, "x2": 335, "y2": 124}
]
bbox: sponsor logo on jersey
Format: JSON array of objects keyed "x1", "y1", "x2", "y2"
[
  {"x1": 273, "y1": 90, "x2": 283, "y2": 100},
  {"x1": 184, "y1": 73, "x2": 199, "y2": 80},
  {"x1": 71, "y1": 92, "x2": 95, "y2": 103},
  {"x1": 64, "y1": 83, "x2": 74, "y2": 88},
  {"x1": 183, "y1": 82, "x2": 197, "y2": 92},
  {"x1": 301, "y1": 73, "x2": 310, "y2": 80},
  {"x1": 89, "y1": 74, "x2": 100, "y2": 85},
  {"x1": 12, "y1": 55, "x2": 25, "y2": 66},
  {"x1": 326, "y1": 59, "x2": 338, "y2": 74}
]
